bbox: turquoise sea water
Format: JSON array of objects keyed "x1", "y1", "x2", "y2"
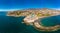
[
  {"x1": 40, "y1": 15, "x2": 60, "y2": 27},
  {"x1": 0, "y1": 12, "x2": 60, "y2": 33}
]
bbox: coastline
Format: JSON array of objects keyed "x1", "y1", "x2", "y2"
[
  {"x1": 33, "y1": 21, "x2": 60, "y2": 31},
  {"x1": 24, "y1": 15, "x2": 60, "y2": 31},
  {"x1": 6, "y1": 8, "x2": 60, "y2": 32}
]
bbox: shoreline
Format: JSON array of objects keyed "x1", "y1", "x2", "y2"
[
  {"x1": 6, "y1": 8, "x2": 60, "y2": 32},
  {"x1": 23, "y1": 15, "x2": 60, "y2": 32},
  {"x1": 33, "y1": 21, "x2": 60, "y2": 31}
]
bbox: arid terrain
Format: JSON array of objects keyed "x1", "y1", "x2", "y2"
[{"x1": 7, "y1": 8, "x2": 60, "y2": 32}]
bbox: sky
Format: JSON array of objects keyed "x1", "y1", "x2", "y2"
[{"x1": 0, "y1": 0, "x2": 60, "y2": 11}]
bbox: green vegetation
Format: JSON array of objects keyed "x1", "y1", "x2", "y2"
[
  {"x1": 44, "y1": 14, "x2": 50, "y2": 16},
  {"x1": 37, "y1": 13, "x2": 43, "y2": 17}
]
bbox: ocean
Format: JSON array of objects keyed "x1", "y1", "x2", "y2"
[{"x1": 0, "y1": 12, "x2": 60, "y2": 33}]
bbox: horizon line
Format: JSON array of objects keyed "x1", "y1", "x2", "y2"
[{"x1": 0, "y1": 8, "x2": 60, "y2": 11}]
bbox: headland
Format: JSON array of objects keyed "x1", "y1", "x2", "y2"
[{"x1": 7, "y1": 8, "x2": 60, "y2": 32}]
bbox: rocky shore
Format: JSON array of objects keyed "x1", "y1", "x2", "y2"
[{"x1": 7, "y1": 8, "x2": 60, "y2": 32}]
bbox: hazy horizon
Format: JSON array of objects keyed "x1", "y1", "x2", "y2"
[{"x1": 0, "y1": 0, "x2": 60, "y2": 11}]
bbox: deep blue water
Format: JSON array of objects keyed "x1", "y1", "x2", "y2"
[{"x1": 0, "y1": 12, "x2": 60, "y2": 33}]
